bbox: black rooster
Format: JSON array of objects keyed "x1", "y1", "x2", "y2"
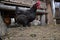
[{"x1": 16, "y1": 0, "x2": 40, "y2": 27}]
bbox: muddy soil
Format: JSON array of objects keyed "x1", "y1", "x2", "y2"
[{"x1": 2, "y1": 24, "x2": 60, "y2": 40}]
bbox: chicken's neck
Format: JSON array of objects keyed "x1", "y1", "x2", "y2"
[{"x1": 30, "y1": 4, "x2": 37, "y2": 13}]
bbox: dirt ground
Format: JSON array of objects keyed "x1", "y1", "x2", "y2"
[{"x1": 2, "y1": 24, "x2": 60, "y2": 40}]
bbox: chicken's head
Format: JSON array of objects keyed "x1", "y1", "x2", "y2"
[{"x1": 35, "y1": 0, "x2": 40, "y2": 9}]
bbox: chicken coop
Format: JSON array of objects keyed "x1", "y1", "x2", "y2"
[
  {"x1": 0, "y1": 0, "x2": 49, "y2": 26},
  {"x1": 1, "y1": 0, "x2": 60, "y2": 40},
  {"x1": 0, "y1": 0, "x2": 56, "y2": 39}
]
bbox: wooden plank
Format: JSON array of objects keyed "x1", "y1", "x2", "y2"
[
  {"x1": 40, "y1": 14, "x2": 46, "y2": 25},
  {"x1": 54, "y1": 17, "x2": 60, "y2": 19},
  {"x1": 0, "y1": 1, "x2": 31, "y2": 7},
  {"x1": 5, "y1": 0, "x2": 34, "y2": 5},
  {"x1": 37, "y1": 9, "x2": 47, "y2": 14},
  {"x1": 0, "y1": 4, "x2": 48, "y2": 14},
  {"x1": 0, "y1": 1, "x2": 47, "y2": 9}
]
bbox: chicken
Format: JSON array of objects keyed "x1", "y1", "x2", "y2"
[
  {"x1": 16, "y1": 0, "x2": 40, "y2": 27},
  {"x1": 16, "y1": 14, "x2": 28, "y2": 27},
  {"x1": 0, "y1": 38, "x2": 2, "y2": 40}
]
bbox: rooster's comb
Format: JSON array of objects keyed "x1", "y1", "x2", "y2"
[{"x1": 36, "y1": 0, "x2": 40, "y2": 5}]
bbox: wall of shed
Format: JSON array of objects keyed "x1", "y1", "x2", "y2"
[
  {"x1": 5, "y1": 0, "x2": 47, "y2": 9},
  {"x1": 46, "y1": 3, "x2": 53, "y2": 24},
  {"x1": 55, "y1": 8, "x2": 60, "y2": 24}
]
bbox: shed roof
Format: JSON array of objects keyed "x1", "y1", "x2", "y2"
[{"x1": 0, "y1": 0, "x2": 47, "y2": 9}]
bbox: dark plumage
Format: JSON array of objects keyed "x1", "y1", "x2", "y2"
[
  {"x1": 0, "y1": 37, "x2": 2, "y2": 40},
  {"x1": 16, "y1": 14, "x2": 28, "y2": 27},
  {"x1": 16, "y1": 1, "x2": 40, "y2": 27}
]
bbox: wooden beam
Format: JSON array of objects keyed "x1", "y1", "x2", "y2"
[
  {"x1": 0, "y1": 1, "x2": 31, "y2": 7},
  {"x1": 0, "y1": 1, "x2": 47, "y2": 9},
  {"x1": 54, "y1": 17, "x2": 60, "y2": 19},
  {"x1": 0, "y1": 4, "x2": 47, "y2": 14}
]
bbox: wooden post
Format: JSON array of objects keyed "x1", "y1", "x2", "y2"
[
  {"x1": 40, "y1": 14, "x2": 46, "y2": 25},
  {"x1": 46, "y1": 2, "x2": 54, "y2": 24},
  {"x1": 59, "y1": 3, "x2": 60, "y2": 14},
  {"x1": 51, "y1": 0, "x2": 55, "y2": 18},
  {"x1": 51, "y1": 0, "x2": 56, "y2": 25},
  {"x1": 0, "y1": 12, "x2": 7, "y2": 37}
]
